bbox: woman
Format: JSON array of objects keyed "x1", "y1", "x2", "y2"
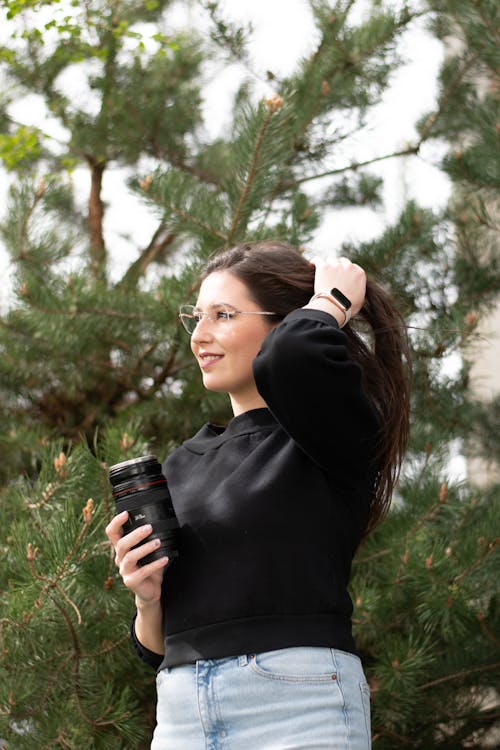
[{"x1": 106, "y1": 240, "x2": 411, "y2": 749}]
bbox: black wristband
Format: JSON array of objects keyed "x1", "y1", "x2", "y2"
[{"x1": 330, "y1": 287, "x2": 352, "y2": 311}]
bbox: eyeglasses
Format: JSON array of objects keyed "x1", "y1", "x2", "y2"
[{"x1": 179, "y1": 303, "x2": 278, "y2": 335}]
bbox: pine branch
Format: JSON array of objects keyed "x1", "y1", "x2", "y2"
[
  {"x1": 372, "y1": 726, "x2": 412, "y2": 745},
  {"x1": 118, "y1": 224, "x2": 176, "y2": 287},
  {"x1": 448, "y1": 0, "x2": 500, "y2": 49},
  {"x1": 416, "y1": 660, "x2": 500, "y2": 691},
  {"x1": 453, "y1": 148, "x2": 497, "y2": 189},
  {"x1": 289, "y1": 49, "x2": 479, "y2": 191},
  {"x1": 26, "y1": 498, "x2": 94, "y2": 618},
  {"x1": 92, "y1": 633, "x2": 130, "y2": 658},
  {"x1": 40, "y1": 732, "x2": 73, "y2": 750},
  {"x1": 477, "y1": 612, "x2": 500, "y2": 648},
  {"x1": 54, "y1": 599, "x2": 132, "y2": 730},
  {"x1": 168, "y1": 201, "x2": 229, "y2": 242},
  {"x1": 98, "y1": 455, "x2": 114, "y2": 535},
  {"x1": 53, "y1": 598, "x2": 94, "y2": 728},
  {"x1": 419, "y1": 363, "x2": 463, "y2": 432},
  {"x1": 16, "y1": 294, "x2": 150, "y2": 319},
  {"x1": 155, "y1": 143, "x2": 223, "y2": 188},
  {"x1": 400, "y1": 483, "x2": 449, "y2": 546},
  {"x1": 453, "y1": 536, "x2": 499, "y2": 584},
  {"x1": 113, "y1": 341, "x2": 164, "y2": 395},
  {"x1": 419, "y1": 51, "x2": 479, "y2": 142},
  {"x1": 353, "y1": 547, "x2": 392, "y2": 565},
  {"x1": 226, "y1": 104, "x2": 277, "y2": 246},
  {"x1": 294, "y1": 6, "x2": 426, "y2": 145},
  {"x1": 294, "y1": 1, "x2": 365, "y2": 143},
  {"x1": 37, "y1": 651, "x2": 73, "y2": 715},
  {"x1": 114, "y1": 348, "x2": 188, "y2": 411},
  {"x1": 16, "y1": 180, "x2": 45, "y2": 260},
  {"x1": 294, "y1": 145, "x2": 420, "y2": 186},
  {"x1": 142, "y1": 339, "x2": 181, "y2": 398},
  {"x1": 57, "y1": 582, "x2": 82, "y2": 624},
  {"x1": 26, "y1": 476, "x2": 61, "y2": 510},
  {"x1": 293, "y1": 28, "x2": 332, "y2": 146}
]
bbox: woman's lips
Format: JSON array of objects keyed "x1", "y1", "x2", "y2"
[{"x1": 199, "y1": 353, "x2": 224, "y2": 370}]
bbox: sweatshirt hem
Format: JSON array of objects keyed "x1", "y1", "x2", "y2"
[{"x1": 159, "y1": 612, "x2": 356, "y2": 670}]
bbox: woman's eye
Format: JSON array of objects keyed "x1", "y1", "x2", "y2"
[{"x1": 216, "y1": 310, "x2": 232, "y2": 321}]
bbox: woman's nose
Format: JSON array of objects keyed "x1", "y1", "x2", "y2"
[{"x1": 191, "y1": 314, "x2": 214, "y2": 343}]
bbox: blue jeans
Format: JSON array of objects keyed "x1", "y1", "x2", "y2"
[{"x1": 151, "y1": 646, "x2": 371, "y2": 749}]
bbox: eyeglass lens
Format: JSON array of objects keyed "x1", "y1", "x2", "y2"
[{"x1": 179, "y1": 304, "x2": 232, "y2": 334}]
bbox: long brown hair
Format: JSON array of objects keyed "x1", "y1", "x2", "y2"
[{"x1": 201, "y1": 240, "x2": 412, "y2": 536}]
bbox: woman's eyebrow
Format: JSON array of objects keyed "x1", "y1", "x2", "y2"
[{"x1": 194, "y1": 302, "x2": 236, "y2": 311}]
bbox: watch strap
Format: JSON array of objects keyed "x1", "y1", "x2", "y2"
[{"x1": 310, "y1": 292, "x2": 351, "y2": 327}]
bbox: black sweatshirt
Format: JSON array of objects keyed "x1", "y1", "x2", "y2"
[{"x1": 131, "y1": 308, "x2": 381, "y2": 670}]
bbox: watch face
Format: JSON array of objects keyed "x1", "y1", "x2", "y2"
[{"x1": 330, "y1": 287, "x2": 352, "y2": 310}]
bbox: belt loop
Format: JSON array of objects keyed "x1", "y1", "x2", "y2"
[{"x1": 238, "y1": 654, "x2": 249, "y2": 667}]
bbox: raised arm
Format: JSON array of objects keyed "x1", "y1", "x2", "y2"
[{"x1": 253, "y1": 257, "x2": 380, "y2": 479}]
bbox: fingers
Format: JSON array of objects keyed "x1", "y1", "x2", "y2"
[
  {"x1": 105, "y1": 510, "x2": 128, "y2": 546},
  {"x1": 311, "y1": 255, "x2": 366, "y2": 316},
  {"x1": 105, "y1": 511, "x2": 168, "y2": 604},
  {"x1": 114, "y1": 523, "x2": 154, "y2": 564},
  {"x1": 311, "y1": 255, "x2": 360, "y2": 275},
  {"x1": 105, "y1": 512, "x2": 155, "y2": 566},
  {"x1": 311, "y1": 255, "x2": 362, "y2": 284},
  {"x1": 116, "y1": 526, "x2": 153, "y2": 566},
  {"x1": 121, "y1": 554, "x2": 169, "y2": 591},
  {"x1": 119, "y1": 535, "x2": 166, "y2": 578}
]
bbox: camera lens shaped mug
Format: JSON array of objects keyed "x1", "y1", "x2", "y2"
[{"x1": 109, "y1": 455, "x2": 180, "y2": 567}]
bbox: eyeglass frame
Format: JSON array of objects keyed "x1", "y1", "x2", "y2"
[{"x1": 178, "y1": 303, "x2": 279, "y2": 335}]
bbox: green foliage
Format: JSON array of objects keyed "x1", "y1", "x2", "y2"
[
  {"x1": 0, "y1": 125, "x2": 41, "y2": 170},
  {"x1": 0, "y1": 0, "x2": 201, "y2": 176},
  {"x1": 0, "y1": 0, "x2": 499, "y2": 747},
  {"x1": 352, "y1": 479, "x2": 499, "y2": 746},
  {"x1": 201, "y1": 0, "x2": 252, "y2": 61},
  {"x1": 0, "y1": 431, "x2": 157, "y2": 748},
  {"x1": 322, "y1": 172, "x2": 384, "y2": 208}
]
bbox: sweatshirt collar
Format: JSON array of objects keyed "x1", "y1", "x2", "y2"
[{"x1": 182, "y1": 408, "x2": 277, "y2": 454}]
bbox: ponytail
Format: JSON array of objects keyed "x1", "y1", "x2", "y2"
[{"x1": 343, "y1": 280, "x2": 412, "y2": 535}]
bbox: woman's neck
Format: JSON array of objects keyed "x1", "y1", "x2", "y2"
[{"x1": 229, "y1": 392, "x2": 268, "y2": 417}]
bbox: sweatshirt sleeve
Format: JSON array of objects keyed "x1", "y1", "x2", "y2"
[
  {"x1": 130, "y1": 612, "x2": 164, "y2": 671},
  {"x1": 253, "y1": 308, "x2": 381, "y2": 479}
]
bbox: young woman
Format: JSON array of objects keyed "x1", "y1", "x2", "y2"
[{"x1": 106, "y1": 240, "x2": 411, "y2": 749}]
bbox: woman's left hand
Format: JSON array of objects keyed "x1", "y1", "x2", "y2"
[{"x1": 311, "y1": 256, "x2": 366, "y2": 318}]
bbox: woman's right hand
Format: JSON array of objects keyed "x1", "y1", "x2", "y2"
[{"x1": 105, "y1": 511, "x2": 169, "y2": 605}]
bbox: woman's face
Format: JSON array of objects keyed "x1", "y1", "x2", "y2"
[{"x1": 190, "y1": 270, "x2": 276, "y2": 414}]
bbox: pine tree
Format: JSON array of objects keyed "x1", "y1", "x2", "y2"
[
  {"x1": 0, "y1": 1, "x2": 498, "y2": 747},
  {"x1": 349, "y1": 2, "x2": 500, "y2": 744}
]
